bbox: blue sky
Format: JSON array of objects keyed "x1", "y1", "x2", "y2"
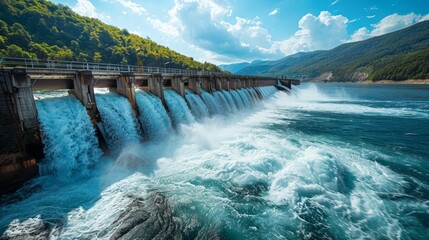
[{"x1": 51, "y1": 0, "x2": 429, "y2": 64}]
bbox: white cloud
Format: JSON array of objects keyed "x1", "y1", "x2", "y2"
[
  {"x1": 73, "y1": 0, "x2": 100, "y2": 18},
  {"x1": 331, "y1": 0, "x2": 340, "y2": 6},
  {"x1": 275, "y1": 11, "x2": 349, "y2": 55},
  {"x1": 143, "y1": 0, "x2": 428, "y2": 63},
  {"x1": 146, "y1": 17, "x2": 180, "y2": 37},
  {"x1": 349, "y1": 27, "x2": 370, "y2": 42},
  {"x1": 147, "y1": 0, "x2": 279, "y2": 61},
  {"x1": 366, "y1": 15, "x2": 376, "y2": 19},
  {"x1": 351, "y1": 12, "x2": 425, "y2": 41},
  {"x1": 269, "y1": 8, "x2": 279, "y2": 16},
  {"x1": 113, "y1": 0, "x2": 146, "y2": 15}
]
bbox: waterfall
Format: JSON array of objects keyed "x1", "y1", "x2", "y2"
[
  {"x1": 237, "y1": 89, "x2": 252, "y2": 108},
  {"x1": 257, "y1": 86, "x2": 278, "y2": 99},
  {"x1": 213, "y1": 91, "x2": 232, "y2": 113},
  {"x1": 230, "y1": 90, "x2": 245, "y2": 109},
  {"x1": 244, "y1": 89, "x2": 257, "y2": 106},
  {"x1": 36, "y1": 95, "x2": 102, "y2": 180},
  {"x1": 221, "y1": 90, "x2": 238, "y2": 112},
  {"x1": 136, "y1": 91, "x2": 172, "y2": 140},
  {"x1": 201, "y1": 90, "x2": 223, "y2": 115},
  {"x1": 164, "y1": 90, "x2": 195, "y2": 125},
  {"x1": 185, "y1": 90, "x2": 209, "y2": 120},
  {"x1": 256, "y1": 87, "x2": 267, "y2": 99},
  {"x1": 95, "y1": 93, "x2": 140, "y2": 149},
  {"x1": 249, "y1": 88, "x2": 261, "y2": 101}
]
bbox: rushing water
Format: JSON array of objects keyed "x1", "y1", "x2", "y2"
[
  {"x1": 135, "y1": 91, "x2": 172, "y2": 140},
  {"x1": 1, "y1": 84, "x2": 429, "y2": 239},
  {"x1": 164, "y1": 90, "x2": 195, "y2": 125},
  {"x1": 35, "y1": 95, "x2": 102, "y2": 180},
  {"x1": 185, "y1": 90, "x2": 210, "y2": 120},
  {"x1": 95, "y1": 92, "x2": 140, "y2": 149}
]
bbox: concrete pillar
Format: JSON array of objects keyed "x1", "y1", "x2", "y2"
[
  {"x1": 215, "y1": 77, "x2": 222, "y2": 91},
  {"x1": 201, "y1": 76, "x2": 214, "y2": 93},
  {"x1": 188, "y1": 76, "x2": 201, "y2": 95},
  {"x1": 281, "y1": 79, "x2": 292, "y2": 89},
  {"x1": 73, "y1": 70, "x2": 98, "y2": 121},
  {"x1": 221, "y1": 78, "x2": 230, "y2": 91},
  {"x1": 117, "y1": 72, "x2": 137, "y2": 111},
  {"x1": 171, "y1": 75, "x2": 185, "y2": 98},
  {"x1": 3, "y1": 69, "x2": 44, "y2": 161},
  {"x1": 1, "y1": 70, "x2": 22, "y2": 154},
  {"x1": 10, "y1": 69, "x2": 38, "y2": 129},
  {"x1": 249, "y1": 78, "x2": 255, "y2": 88},
  {"x1": 230, "y1": 78, "x2": 237, "y2": 90},
  {"x1": 236, "y1": 78, "x2": 242, "y2": 89},
  {"x1": 148, "y1": 74, "x2": 164, "y2": 103}
]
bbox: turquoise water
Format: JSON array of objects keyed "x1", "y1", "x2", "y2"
[{"x1": 1, "y1": 84, "x2": 428, "y2": 239}]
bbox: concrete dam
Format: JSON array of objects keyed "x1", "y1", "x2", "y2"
[{"x1": 0, "y1": 57, "x2": 299, "y2": 192}]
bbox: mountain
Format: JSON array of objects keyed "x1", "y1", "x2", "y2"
[
  {"x1": 0, "y1": 0, "x2": 220, "y2": 71},
  {"x1": 219, "y1": 60, "x2": 271, "y2": 74},
  {"x1": 237, "y1": 21, "x2": 429, "y2": 82},
  {"x1": 219, "y1": 62, "x2": 250, "y2": 74}
]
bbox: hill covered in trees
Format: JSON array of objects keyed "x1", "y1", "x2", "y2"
[
  {"x1": 236, "y1": 21, "x2": 429, "y2": 82},
  {"x1": 0, "y1": 0, "x2": 220, "y2": 71}
]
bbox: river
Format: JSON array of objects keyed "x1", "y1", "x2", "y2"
[{"x1": 1, "y1": 83, "x2": 428, "y2": 239}]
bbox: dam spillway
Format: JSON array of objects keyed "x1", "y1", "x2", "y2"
[
  {"x1": 0, "y1": 58, "x2": 299, "y2": 186},
  {"x1": 35, "y1": 86, "x2": 279, "y2": 178}
]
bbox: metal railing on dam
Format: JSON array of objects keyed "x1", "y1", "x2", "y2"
[{"x1": 0, "y1": 57, "x2": 221, "y2": 76}]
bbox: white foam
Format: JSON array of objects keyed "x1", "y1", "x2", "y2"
[{"x1": 271, "y1": 86, "x2": 429, "y2": 118}]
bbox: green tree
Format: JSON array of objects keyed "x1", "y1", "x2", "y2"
[
  {"x1": 93, "y1": 52, "x2": 102, "y2": 62},
  {"x1": 0, "y1": 20, "x2": 8, "y2": 36},
  {"x1": 4, "y1": 44, "x2": 36, "y2": 58},
  {"x1": 8, "y1": 23, "x2": 32, "y2": 48}
]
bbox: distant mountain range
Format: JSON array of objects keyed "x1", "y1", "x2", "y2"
[{"x1": 221, "y1": 21, "x2": 429, "y2": 82}]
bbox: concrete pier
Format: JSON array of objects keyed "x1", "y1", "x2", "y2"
[
  {"x1": 117, "y1": 72, "x2": 137, "y2": 111},
  {"x1": 0, "y1": 70, "x2": 22, "y2": 153},
  {"x1": 200, "y1": 75, "x2": 214, "y2": 93},
  {"x1": 221, "y1": 78, "x2": 230, "y2": 91},
  {"x1": 148, "y1": 74, "x2": 164, "y2": 103},
  {"x1": 187, "y1": 76, "x2": 202, "y2": 95},
  {"x1": 214, "y1": 77, "x2": 222, "y2": 91},
  {"x1": 10, "y1": 69, "x2": 38, "y2": 129},
  {"x1": 171, "y1": 75, "x2": 185, "y2": 98},
  {"x1": 73, "y1": 70, "x2": 98, "y2": 121},
  {"x1": 0, "y1": 69, "x2": 40, "y2": 193}
]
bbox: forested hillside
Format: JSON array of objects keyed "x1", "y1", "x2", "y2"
[
  {"x1": 237, "y1": 21, "x2": 429, "y2": 81},
  {"x1": 0, "y1": 0, "x2": 220, "y2": 71}
]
